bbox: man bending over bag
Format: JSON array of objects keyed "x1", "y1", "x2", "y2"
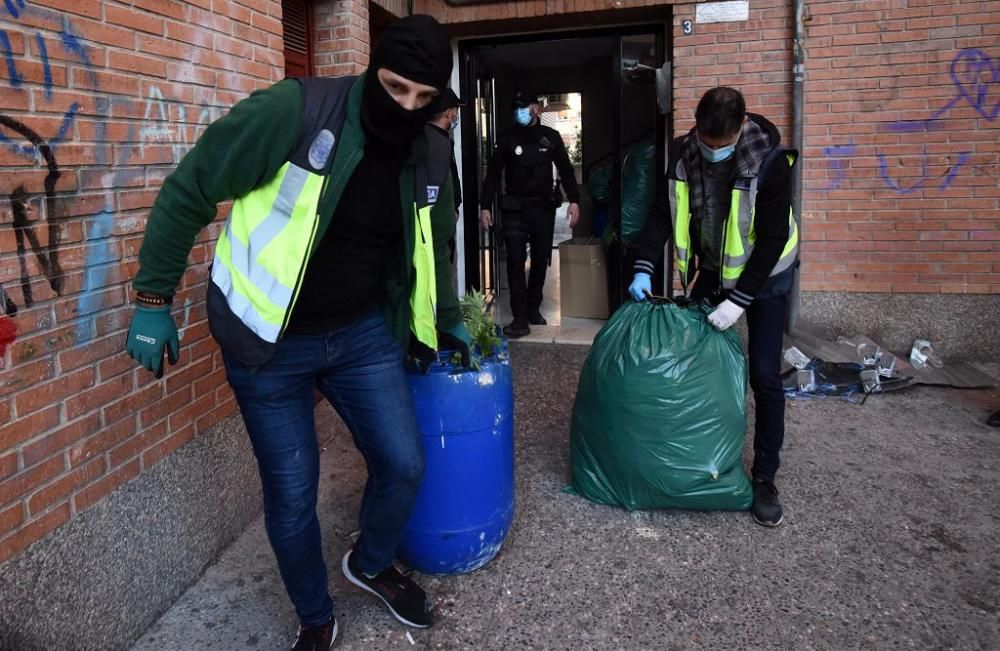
[{"x1": 628, "y1": 86, "x2": 799, "y2": 528}]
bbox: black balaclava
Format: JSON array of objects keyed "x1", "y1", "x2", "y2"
[{"x1": 362, "y1": 15, "x2": 453, "y2": 150}]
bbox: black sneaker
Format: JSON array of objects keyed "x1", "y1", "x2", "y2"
[
  {"x1": 502, "y1": 319, "x2": 530, "y2": 338},
  {"x1": 751, "y1": 478, "x2": 784, "y2": 527},
  {"x1": 342, "y1": 548, "x2": 433, "y2": 628},
  {"x1": 291, "y1": 617, "x2": 337, "y2": 651},
  {"x1": 528, "y1": 311, "x2": 547, "y2": 326},
  {"x1": 989, "y1": 410, "x2": 1000, "y2": 427}
]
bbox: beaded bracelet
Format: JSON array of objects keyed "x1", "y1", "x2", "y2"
[{"x1": 135, "y1": 292, "x2": 172, "y2": 307}]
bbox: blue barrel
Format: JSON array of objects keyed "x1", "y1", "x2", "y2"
[{"x1": 399, "y1": 350, "x2": 515, "y2": 575}]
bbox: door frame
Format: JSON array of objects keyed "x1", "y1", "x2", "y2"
[{"x1": 456, "y1": 22, "x2": 672, "y2": 298}]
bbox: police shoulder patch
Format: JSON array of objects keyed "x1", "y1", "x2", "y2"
[
  {"x1": 308, "y1": 129, "x2": 336, "y2": 170},
  {"x1": 427, "y1": 185, "x2": 440, "y2": 204}
]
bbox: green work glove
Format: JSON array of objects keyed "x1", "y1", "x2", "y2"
[
  {"x1": 439, "y1": 322, "x2": 474, "y2": 369},
  {"x1": 126, "y1": 304, "x2": 180, "y2": 379}
]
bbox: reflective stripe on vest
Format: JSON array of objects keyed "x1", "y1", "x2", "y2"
[
  {"x1": 670, "y1": 153, "x2": 799, "y2": 290},
  {"x1": 410, "y1": 204, "x2": 438, "y2": 350},
  {"x1": 211, "y1": 161, "x2": 324, "y2": 343},
  {"x1": 669, "y1": 177, "x2": 691, "y2": 279}
]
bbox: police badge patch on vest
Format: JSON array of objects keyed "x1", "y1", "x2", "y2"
[
  {"x1": 427, "y1": 186, "x2": 439, "y2": 204},
  {"x1": 308, "y1": 129, "x2": 336, "y2": 170}
]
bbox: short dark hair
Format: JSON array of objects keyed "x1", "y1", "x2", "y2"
[{"x1": 695, "y1": 87, "x2": 746, "y2": 139}]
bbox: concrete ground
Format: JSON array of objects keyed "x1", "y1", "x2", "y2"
[{"x1": 132, "y1": 344, "x2": 1000, "y2": 651}]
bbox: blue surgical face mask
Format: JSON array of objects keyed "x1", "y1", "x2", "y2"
[
  {"x1": 515, "y1": 107, "x2": 532, "y2": 126},
  {"x1": 449, "y1": 114, "x2": 459, "y2": 131},
  {"x1": 697, "y1": 136, "x2": 736, "y2": 163}
]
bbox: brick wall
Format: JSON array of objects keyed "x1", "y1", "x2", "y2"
[
  {"x1": 314, "y1": 0, "x2": 370, "y2": 77},
  {"x1": 0, "y1": 0, "x2": 284, "y2": 564},
  {"x1": 422, "y1": 0, "x2": 1000, "y2": 294},
  {"x1": 800, "y1": 0, "x2": 999, "y2": 294}
]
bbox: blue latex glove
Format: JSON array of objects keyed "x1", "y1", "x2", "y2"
[
  {"x1": 439, "y1": 322, "x2": 474, "y2": 369},
  {"x1": 126, "y1": 304, "x2": 179, "y2": 379},
  {"x1": 628, "y1": 273, "x2": 652, "y2": 302}
]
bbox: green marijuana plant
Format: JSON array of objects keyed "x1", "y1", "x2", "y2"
[{"x1": 456, "y1": 290, "x2": 502, "y2": 370}]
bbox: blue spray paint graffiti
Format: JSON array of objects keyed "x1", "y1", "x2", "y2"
[
  {"x1": 822, "y1": 143, "x2": 857, "y2": 191},
  {"x1": 0, "y1": 29, "x2": 22, "y2": 87},
  {"x1": 1, "y1": 0, "x2": 226, "y2": 359},
  {"x1": 886, "y1": 48, "x2": 999, "y2": 133},
  {"x1": 0, "y1": 9, "x2": 94, "y2": 158},
  {"x1": 34, "y1": 32, "x2": 50, "y2": 99},
  {"x1": 3, "y1": 0, "x2": 26, "y2": 20},
  {"x1": 821, "y1": 48, "x2": 996, "y2": 194}
]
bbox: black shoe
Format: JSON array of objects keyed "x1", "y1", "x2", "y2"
[
  {"x1": 528, "y1": 311, "x2": 547, "y2": 326},
  {"x1": 751, "y1": 478, "x2": 784, "y2": 527},
  {"x1": 342, "y1": 548, "x2": 433, "y2": 628},
  {"x1": 502, "y1": 319, "x2": 530, "y2": 338},
  {"x1": 291, "y1": 617, "x2": 337, "y2": 650},
  {"x1": 989, "y1": 410, "x2": 1000, "y2": 427}
]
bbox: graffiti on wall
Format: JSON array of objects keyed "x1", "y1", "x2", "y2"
[
  {"x1": 821, "y1": 48, "x2": 998, "y2": 194},
  {"x1": 0, "y1": 1, "x2": 223, "y2": 359}
]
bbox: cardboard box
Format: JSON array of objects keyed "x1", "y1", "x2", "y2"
[{"x1": 559, "y1": 238, "x2": 609, "y2": 320}]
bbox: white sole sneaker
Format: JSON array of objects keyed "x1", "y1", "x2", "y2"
[{"x1": 341, "y1": 550, "x2": 430, "y2": 629}]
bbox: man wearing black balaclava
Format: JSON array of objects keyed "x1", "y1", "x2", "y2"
[{"x1": 125, "y1": 15, "x2": 469, "y2": 650}]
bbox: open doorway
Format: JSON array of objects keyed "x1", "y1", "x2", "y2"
[{"x1": 458, "y1": 27, "x2": 670, "y2": 343}]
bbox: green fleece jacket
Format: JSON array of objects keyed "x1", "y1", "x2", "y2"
[{"x1": 133, "y1": 76, "x2": 461, "y2": 347}]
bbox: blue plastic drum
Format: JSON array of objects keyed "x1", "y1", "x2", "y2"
[{"x1": 399, "y1": 350, "x2": 515, "y2": 575}]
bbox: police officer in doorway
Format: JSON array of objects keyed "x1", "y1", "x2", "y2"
[{"x1": 479, "y1": 91, "x2": 580, "y2": 338}]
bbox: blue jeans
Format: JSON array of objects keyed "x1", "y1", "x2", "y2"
[{"x1": 223, "y1": 310, "x2": 424, "y2": 627}]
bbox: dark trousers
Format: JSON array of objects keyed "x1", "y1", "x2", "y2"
[
  {"x1": 222, "y1": 310, "x2": 424, "y2": 627},
  {"x1": 691, "y1": 274, "x2": 787, "y2": 481},
  {"x1": 502, "y1": 203, "x2": 555, "y2": 320}
]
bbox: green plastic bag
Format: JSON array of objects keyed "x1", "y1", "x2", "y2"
[
  {"x1": 569, "y1": 301, "x2": 752, "y2": 511},
  {"x1": 620, "y1": 137, "x2": 656, "y2": 243},
  {"x1": 586, "y1": 156, "x2": 613, "y2": 204}
]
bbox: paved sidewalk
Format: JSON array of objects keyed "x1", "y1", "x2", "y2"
[{"x1": 132, "y1": 344, "x2": 1000, "y2": 650}]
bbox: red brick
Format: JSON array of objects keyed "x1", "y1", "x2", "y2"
[
  {"x1": 0, "y1": 406, "x2": 60, "y2": 451},
  {"x1": 8, "y1": 324, "x2": 82, "y2": 366},
  {"x1": 0, "y1": 453, "x2": 17, "y2": 482},
  {"x1": 69, "y1": 416, "x2": 138, "y2": 468},
  {"x1": 14, "y1": 367, "x2": 96, "y2": 417},
  {"x1": 0, "y1": 502, "x2": 69, "y2": 563},
  {"x1": 98, "y1": 350, "x2": 137, "y2": 381},
  {"x1": 27, "y1": 457, "x2": 105, "y2": 516},
  {"x1": 196, "y1": 398, "x2": 238, "y2": 434},
  {"x1": 168, "y1": 392, "x2": 216, "y2": 431},
  {"x1": 165, "y1": 356, "x2": 214, "y2": 396},
  {"x1": 139, "y1": 385, "x2": 193, "y2": 429},
  {"x1": 107, "y1": 51, "x2": 169, "y2": 78},
  {"x1": 102, "y1": 382, "x2": 165, "y2": 426},
  {"x1": 0, "y1": 503, "x2": 23, "y2": 538},
  {"x1": 65, "y1": 373, "x2": 135, "y2": 421},
  {"x1": 134, "y1": 0, "x2": 189, "y2": 20},
  {"x1": 73, "y1": 459, "x2": 140, "y2": 513},
  {"x1": 106, "y1": 4, "x2": 166, "y2": 35},
  {"x1": 31, "y1": 0, "x2": 101, "y2": 18},
  {"x1": 22, "y1": 414, "x2": 102, "y2": 468},
  {"x1": 142, "y1": 424, "x2": 195, "y2": 469},
  {"x1": 109, "y1": 421, "x2": 168, "y2": 468},
  {"x1": 0, "y1": 455, "x2": 65, "y2": 507}
]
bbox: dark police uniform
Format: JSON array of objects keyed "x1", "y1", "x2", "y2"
[{"x1": 480, "y1": 113, "x2": 580, "y2": 321}]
